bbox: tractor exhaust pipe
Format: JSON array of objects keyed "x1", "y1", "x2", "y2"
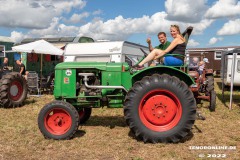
[{"x1": 78, "y1": 73, "x2": 128, "y2": 92}]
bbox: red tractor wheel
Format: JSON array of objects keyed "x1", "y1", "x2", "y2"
[
  {"x1": 138, "y1": 89, "x2": 182, "y2": 132},
  {"x1": 0, "y1": 72, "x2": 28, "y2": 108},
  {"x1": 78, "y1": 108, "x2": 92, "y2": 124},
  {"x1": 38, "y1": 101, "x2": 79, "y2": 140},
  {"x1": 124, "y1": 74, "x2": 196, "y2": 143}
]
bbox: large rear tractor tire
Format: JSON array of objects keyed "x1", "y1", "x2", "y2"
[
  {"x1": 0, "y1": 72, "x2": 28, "y2": 108},
  {"x1": 209, "y1": 90, "x2": 216, "y2": 112},
  {"x1": 206, "y1": 75, "x2": 214, "y2": 94},
  {"x1": 38, "y1": 101, "x2": 79, "y2": 140},
  {"x1": 124, "y1": 74, "x2": 196, "y2": 143}
]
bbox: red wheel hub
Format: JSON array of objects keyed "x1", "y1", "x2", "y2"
[
  {"x1": 44, "y1": 108, "x2": 72, "y2": 135},
  {"x1": 139, "y1": 90, "x2": 182, "y2": 132},
  {"x1": 9, "y1": 81, "x2": 23, "y2": 101}
]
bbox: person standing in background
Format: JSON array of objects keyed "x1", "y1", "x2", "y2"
[{"x1": 1, "y1": 57, "x2": 9, "y2": 71}]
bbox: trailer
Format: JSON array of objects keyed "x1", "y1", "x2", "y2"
[
  {"x1": 221, "y1": 49, "x2": 240, "y2": 86},
  {"x1": 63, "y1": 41, "x2": 149, "y2": 66}
]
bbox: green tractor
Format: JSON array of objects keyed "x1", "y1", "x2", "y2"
[{"x1": 38, "y1": 27, "x2": 200, "y2": 143}]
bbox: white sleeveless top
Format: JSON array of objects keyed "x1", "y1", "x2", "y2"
[{"x1": 199, "y1": 63, "x2": 205, "y2": 71}]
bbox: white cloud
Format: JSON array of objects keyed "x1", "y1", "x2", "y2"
[
  {"x1": 208, "y1": 37, "x2": 223, "y2": 45},
  {"x1": 93, "y1": 10, "x2": 103, "y2": 15},
  {"x1": 77, "y1": 13, "x2": 172, "y2": 41},
  {"x1": 5, "y1": 1, "x2": 214, "y2": 44},
  {"x1": 205, "y1": 0, "x2": 240, "y2": 19},
  {"x1": 29, "y1": 18, "x2": 79, "y2": 38},
  {"x1": 77, "y1": 11, "x2": 214, "y2": 41},
  {"x1": 10, "y1": 31, "x2": 26, "y2": 43},
  {"x1": 165, "y1": 0, "x2": 208, "y2": 23},
  {"x1": 217, "y1": 19, "x2": 240, "y2": 35},
  {"x1": 65, "y1": 12, "x2": 90, "y2": 24},
  {"x1": 188, "y1": 19, "x2": 215, "y2": 35},
  {"x1": 11, "y1": 17, "x2": 79, "y2": 43},
  {"x1": 0, "y1": 0, "x2": 86, "y2": 29},
  {"x1": 187, "y1": 39, "x2": 200, "y2": 47}
]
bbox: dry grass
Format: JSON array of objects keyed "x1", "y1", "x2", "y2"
[{"x1": 0, "y1": 78, "x2": 240, "y2": 160}]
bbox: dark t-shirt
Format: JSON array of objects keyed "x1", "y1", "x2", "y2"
[
  {"x1": 18, "y1": 63, "x2": 26, "y2": 75},
  {"x1": 1, "y1": 62, "x2": 8, "y2": 70}
]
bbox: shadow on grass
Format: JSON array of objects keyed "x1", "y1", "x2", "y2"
[
  {"x1": 83, "y1": 115, "x2": 127, "y2": 128},
  {"x1": 0, "y1": 98, "x2": 37, "y2": 109},
  {"x1": 216, "y1": 92, "x2": 240, "y2": 107},
  {"x1": 127, "y1": 130, "x2": 194, "y2": 144},
  {"x1": 24, "y1": 98, "x2": 37, "y2": 105},
  {"x1": 73, "y1": 130, "x2": 86, "y2": 139},
  {"x1": 82, "y1": 115, "x2": 197, "y2": 143}
]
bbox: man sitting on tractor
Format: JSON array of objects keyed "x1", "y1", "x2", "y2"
[{"x1": 146, "y1": 32, "x2": 171, "y2": 66}]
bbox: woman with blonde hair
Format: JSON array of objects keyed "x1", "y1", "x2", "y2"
[{"x1": 134, "y1": 25, "x2": 186, "y2": 69}]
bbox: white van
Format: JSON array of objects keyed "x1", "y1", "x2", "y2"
[
  {"x1": 221, "y1": 49, "x2": 240, "y2": 86},
  {"x1": 63, "y1": 41, "x2": 149, "y2": 67}
]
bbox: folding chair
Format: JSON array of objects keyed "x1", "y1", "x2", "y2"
[{"x1": 27, "y1": 71, "x2": 40, "y2": 95}]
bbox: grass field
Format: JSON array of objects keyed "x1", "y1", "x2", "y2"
[{"x1": 0, "y1": 78, "x2": 239, "y2": 160}]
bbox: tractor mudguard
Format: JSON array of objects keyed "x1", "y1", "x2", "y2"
[{"x1": 131, "y1": 66, "x2": 195, "y2": 86}]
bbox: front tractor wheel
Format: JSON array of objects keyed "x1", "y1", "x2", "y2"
[
  {"x1": 38, "y1": 101, "x2": 79, "y2": 140},
  {"x1": 124, "y1": 74, "x2": 196, "y2": 143}
]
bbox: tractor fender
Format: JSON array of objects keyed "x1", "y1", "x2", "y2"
[{"x1": 131, "y1": 66, "x2": 195, "y2": 86}]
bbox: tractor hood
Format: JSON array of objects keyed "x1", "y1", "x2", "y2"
[{"x1": 55, "y1": 62, "x2": 124, "y2": 71}]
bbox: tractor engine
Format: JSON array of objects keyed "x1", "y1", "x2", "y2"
[
  {"x1": 188, "y1": 71, "x2": 200, "y2": 93},
  {"x1": 77, "y1": 74, "x2": 101, "y2": 96}
]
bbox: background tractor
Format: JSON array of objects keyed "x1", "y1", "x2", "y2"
[
  {"x1": 188, "y1": 61, "x2": 216, "y2": 111},
  {"x1": 0, "y1": 70, "x2": 28, "y2": 108}
]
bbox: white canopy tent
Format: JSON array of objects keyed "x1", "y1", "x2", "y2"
[
  {"x1": 12, "y1": 39, "x2": 63, "y2": 55},
  {"x1": 11, "y1": 39, "x2": 64, "y2": 89}
]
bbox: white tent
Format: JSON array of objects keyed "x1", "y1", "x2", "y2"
[
  {"x1": 12, "y1": 39, "x2": 63, "y2": 55},
  {"x1": 11, "y1": 40, "x2": 64, "y2": 90}
]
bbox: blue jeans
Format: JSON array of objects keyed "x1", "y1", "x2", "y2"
[{"x1": 164, "y1": 56, "x2": 183, "y2": 66}]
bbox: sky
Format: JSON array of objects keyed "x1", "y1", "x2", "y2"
[{"x1": 0, "y1": 0, "x2": 240, "y2": 48}]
